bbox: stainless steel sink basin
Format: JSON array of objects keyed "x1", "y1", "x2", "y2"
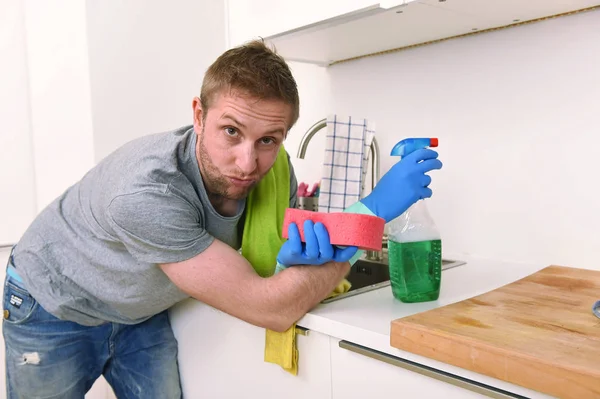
[{"x1": 321, "y1": 257, "x2": 466, "y2": 304}]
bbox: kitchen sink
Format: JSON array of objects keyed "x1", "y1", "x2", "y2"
[{"x1": 321, "y1": 257, "x2": 466, "y2": 304}]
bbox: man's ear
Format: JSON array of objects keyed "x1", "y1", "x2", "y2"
[{"x1": 192, "y1": 97, "x2": 204, "y2": 131}]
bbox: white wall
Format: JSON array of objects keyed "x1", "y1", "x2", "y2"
[
  {"x1": 0, "y1": 1, "x2": 37, "y2": 245},
  {"x1": 85, "y1": 0, "x2": 227, "y2": 162},
  {"x1": 23, "y1": 0, "x2": 97, "y2": 212},
  {"x1": 1, "y1": 0, "x2": 227, "y2": 245},
  {"x1": 283, "y1": 61, "x2": 332, "y2": 186},
  {"x1": 1, "y1": 0, "x2": 97, "y2": 244},
  {"x1": 288, "y1": 9, "x2": 600, "y2": 269}
]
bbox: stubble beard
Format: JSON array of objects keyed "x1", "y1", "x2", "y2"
[{"x1": 196, "y1": 129, "x2": 256, "y2": 201}]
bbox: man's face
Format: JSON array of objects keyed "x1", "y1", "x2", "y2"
[{"x1": 192, "y1": 90, "x2": 291, "y2": 200}]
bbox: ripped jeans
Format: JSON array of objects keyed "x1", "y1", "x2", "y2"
[{"x1": 2, "y1": 258, "x2": 182, "y2": 399}]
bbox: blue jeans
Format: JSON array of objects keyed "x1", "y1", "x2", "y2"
[{"x1": 2, "y1": 257, "x2": 182, "y2": 398}]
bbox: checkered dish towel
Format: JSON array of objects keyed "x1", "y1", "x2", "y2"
[{"x1": 318, "y1": 115, "x2": 375, "y2": 213}]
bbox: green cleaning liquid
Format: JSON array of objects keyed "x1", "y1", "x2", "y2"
[{"x1": 388, "y1": 239, "x2": 442, "y2": 303}]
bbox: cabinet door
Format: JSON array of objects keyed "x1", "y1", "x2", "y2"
[
  {"x1": 331, "y1": 339, "x2": 494, "y2": 399},
  {"x1": 227, "y1": 0, "x2": 383, "y2": 47},
  {"x1": 170, "y1": 299, "x2": 331, "y2": 399}
]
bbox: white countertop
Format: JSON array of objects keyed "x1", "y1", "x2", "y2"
[{"x1": 297, "y1": 256, "x2": 556, "y2": 398}]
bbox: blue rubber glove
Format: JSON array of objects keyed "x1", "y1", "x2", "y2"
[
  {"x1": 276, "y1": 220, "x2": 358, "y2": 272},
  {"x1": 361, "y1": 148, "x2": 442, "y2": 223}
]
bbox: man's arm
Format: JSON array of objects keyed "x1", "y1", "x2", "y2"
[{"x1": 160, "y1": 239, "x2": 349, "y2": 332}]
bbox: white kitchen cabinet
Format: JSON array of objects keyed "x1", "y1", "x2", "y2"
[
  {"x1": 226, "y1": 0, "x2": 406, "y2": 48},
  {"x1": 331, "y1": 338, "x2": 502, "y2": 399},
  {"x1": 170, "y1": 299, "x2": 331, "y2": 399},
  {"x1": 258, "y1": 0, "x2": 600, "y2": 65}
]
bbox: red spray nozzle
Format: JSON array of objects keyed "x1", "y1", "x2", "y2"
[{"x1": 391, "y1": 138, "x2": 440, "y2": 157}]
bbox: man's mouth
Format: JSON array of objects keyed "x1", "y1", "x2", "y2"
[{"x1": 227, "y1": 176, "x2": 256, "y2": 188}]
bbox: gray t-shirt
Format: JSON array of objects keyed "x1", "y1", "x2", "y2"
[{"x1": 13, "y1": 125, "x2": 298, "y2": 326}]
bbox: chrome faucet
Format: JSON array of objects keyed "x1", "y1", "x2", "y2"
[{"x1": 296, "y1": 118, "x2": 384, "y2": 261}]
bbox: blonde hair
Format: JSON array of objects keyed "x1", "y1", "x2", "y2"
[{"x1": 200, "y1": 39, "x2": 300, "y2": 129}]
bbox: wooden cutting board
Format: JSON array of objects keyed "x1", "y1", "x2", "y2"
[{"x1": 390, "y1": 266, "x2": 600, "y2": 399}]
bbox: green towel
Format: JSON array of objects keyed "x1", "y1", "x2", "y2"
[{"x1": 241, "y1": 144, "x2": 290, "y2": 277}]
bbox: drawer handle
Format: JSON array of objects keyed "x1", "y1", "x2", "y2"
[
  {"x1": 338, "y1": 340, "x2": 528, "y2": 399},
  {"x1": 295, "y1": 326, "x2": 309, "y2": 336}
]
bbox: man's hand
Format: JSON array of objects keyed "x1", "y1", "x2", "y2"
[
  {"x1": 361, "y1": 148, "x2": 442, "y2": 222},
  {"x1": 276, "y1": 220, "x2": 358, "y2": 268}
]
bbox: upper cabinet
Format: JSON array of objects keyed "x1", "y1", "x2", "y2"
[
  {"x1": 228, "y1": 0, "x2": 600, "y2": 66},
  {"x1": 227, "y1": 0, "x2": 391, "y2": 47}
]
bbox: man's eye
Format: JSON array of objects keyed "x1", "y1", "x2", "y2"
[
  {"x1": 225, "y1": 127, "x2": 238, "y2": 137},
  {"x1": 260, "y1": 137, "x2": 275, "y2": 145}
]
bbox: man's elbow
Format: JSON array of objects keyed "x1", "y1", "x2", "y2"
[
  {"x1": 262, "y1": 314, "x2": 298, "y2": 333},
  {"x1": 258, "y1": 307, "x2": 306, "y2": 332},
  {"x1": 251, "y1": 275, "x2": 314, "y2": 332}
]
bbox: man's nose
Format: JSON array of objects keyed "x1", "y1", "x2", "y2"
[{"x1": 235, "y1": 144, "x2": 257, "y2": 176}]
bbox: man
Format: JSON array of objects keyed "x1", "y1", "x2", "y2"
[{"x1": 3, "y1": 40, "x2": 442, "y2": 398}]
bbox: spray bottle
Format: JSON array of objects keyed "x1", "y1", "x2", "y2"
[{"x1": 387, "y1": 138, "x2": 442, "y2": 303}]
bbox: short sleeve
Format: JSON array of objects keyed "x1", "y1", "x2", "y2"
[{"x1": 107, "y1": 190, "x2": 214, "y2": 264}]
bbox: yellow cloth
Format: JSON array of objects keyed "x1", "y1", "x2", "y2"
[
  {"x1": 263, "y1": 278, "x2": 351, "y2": 375},
  {"x1": 264, "y1": 326, "x2": 298, "y2": 374},
  {"x1": 241, "y1": 145, "x2": 351, "y2": 376},
  {"x1": 327, "y1": 278, "x2": 351, "y2": 299}
]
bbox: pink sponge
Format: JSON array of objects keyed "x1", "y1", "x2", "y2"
[{"x1": 282, "y1": 208, "x2": 385, "y2": 251}]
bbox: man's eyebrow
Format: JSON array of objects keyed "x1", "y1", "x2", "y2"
[
  {"x1": 220, "y1": 114, "x2": 246, "y2": 129},
  {"x1": 221, "y1": 114, "x2": 285, "y2": 136},
  {"x1": 265, "y1": 128, "x2": 285, "y2": 136}
]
